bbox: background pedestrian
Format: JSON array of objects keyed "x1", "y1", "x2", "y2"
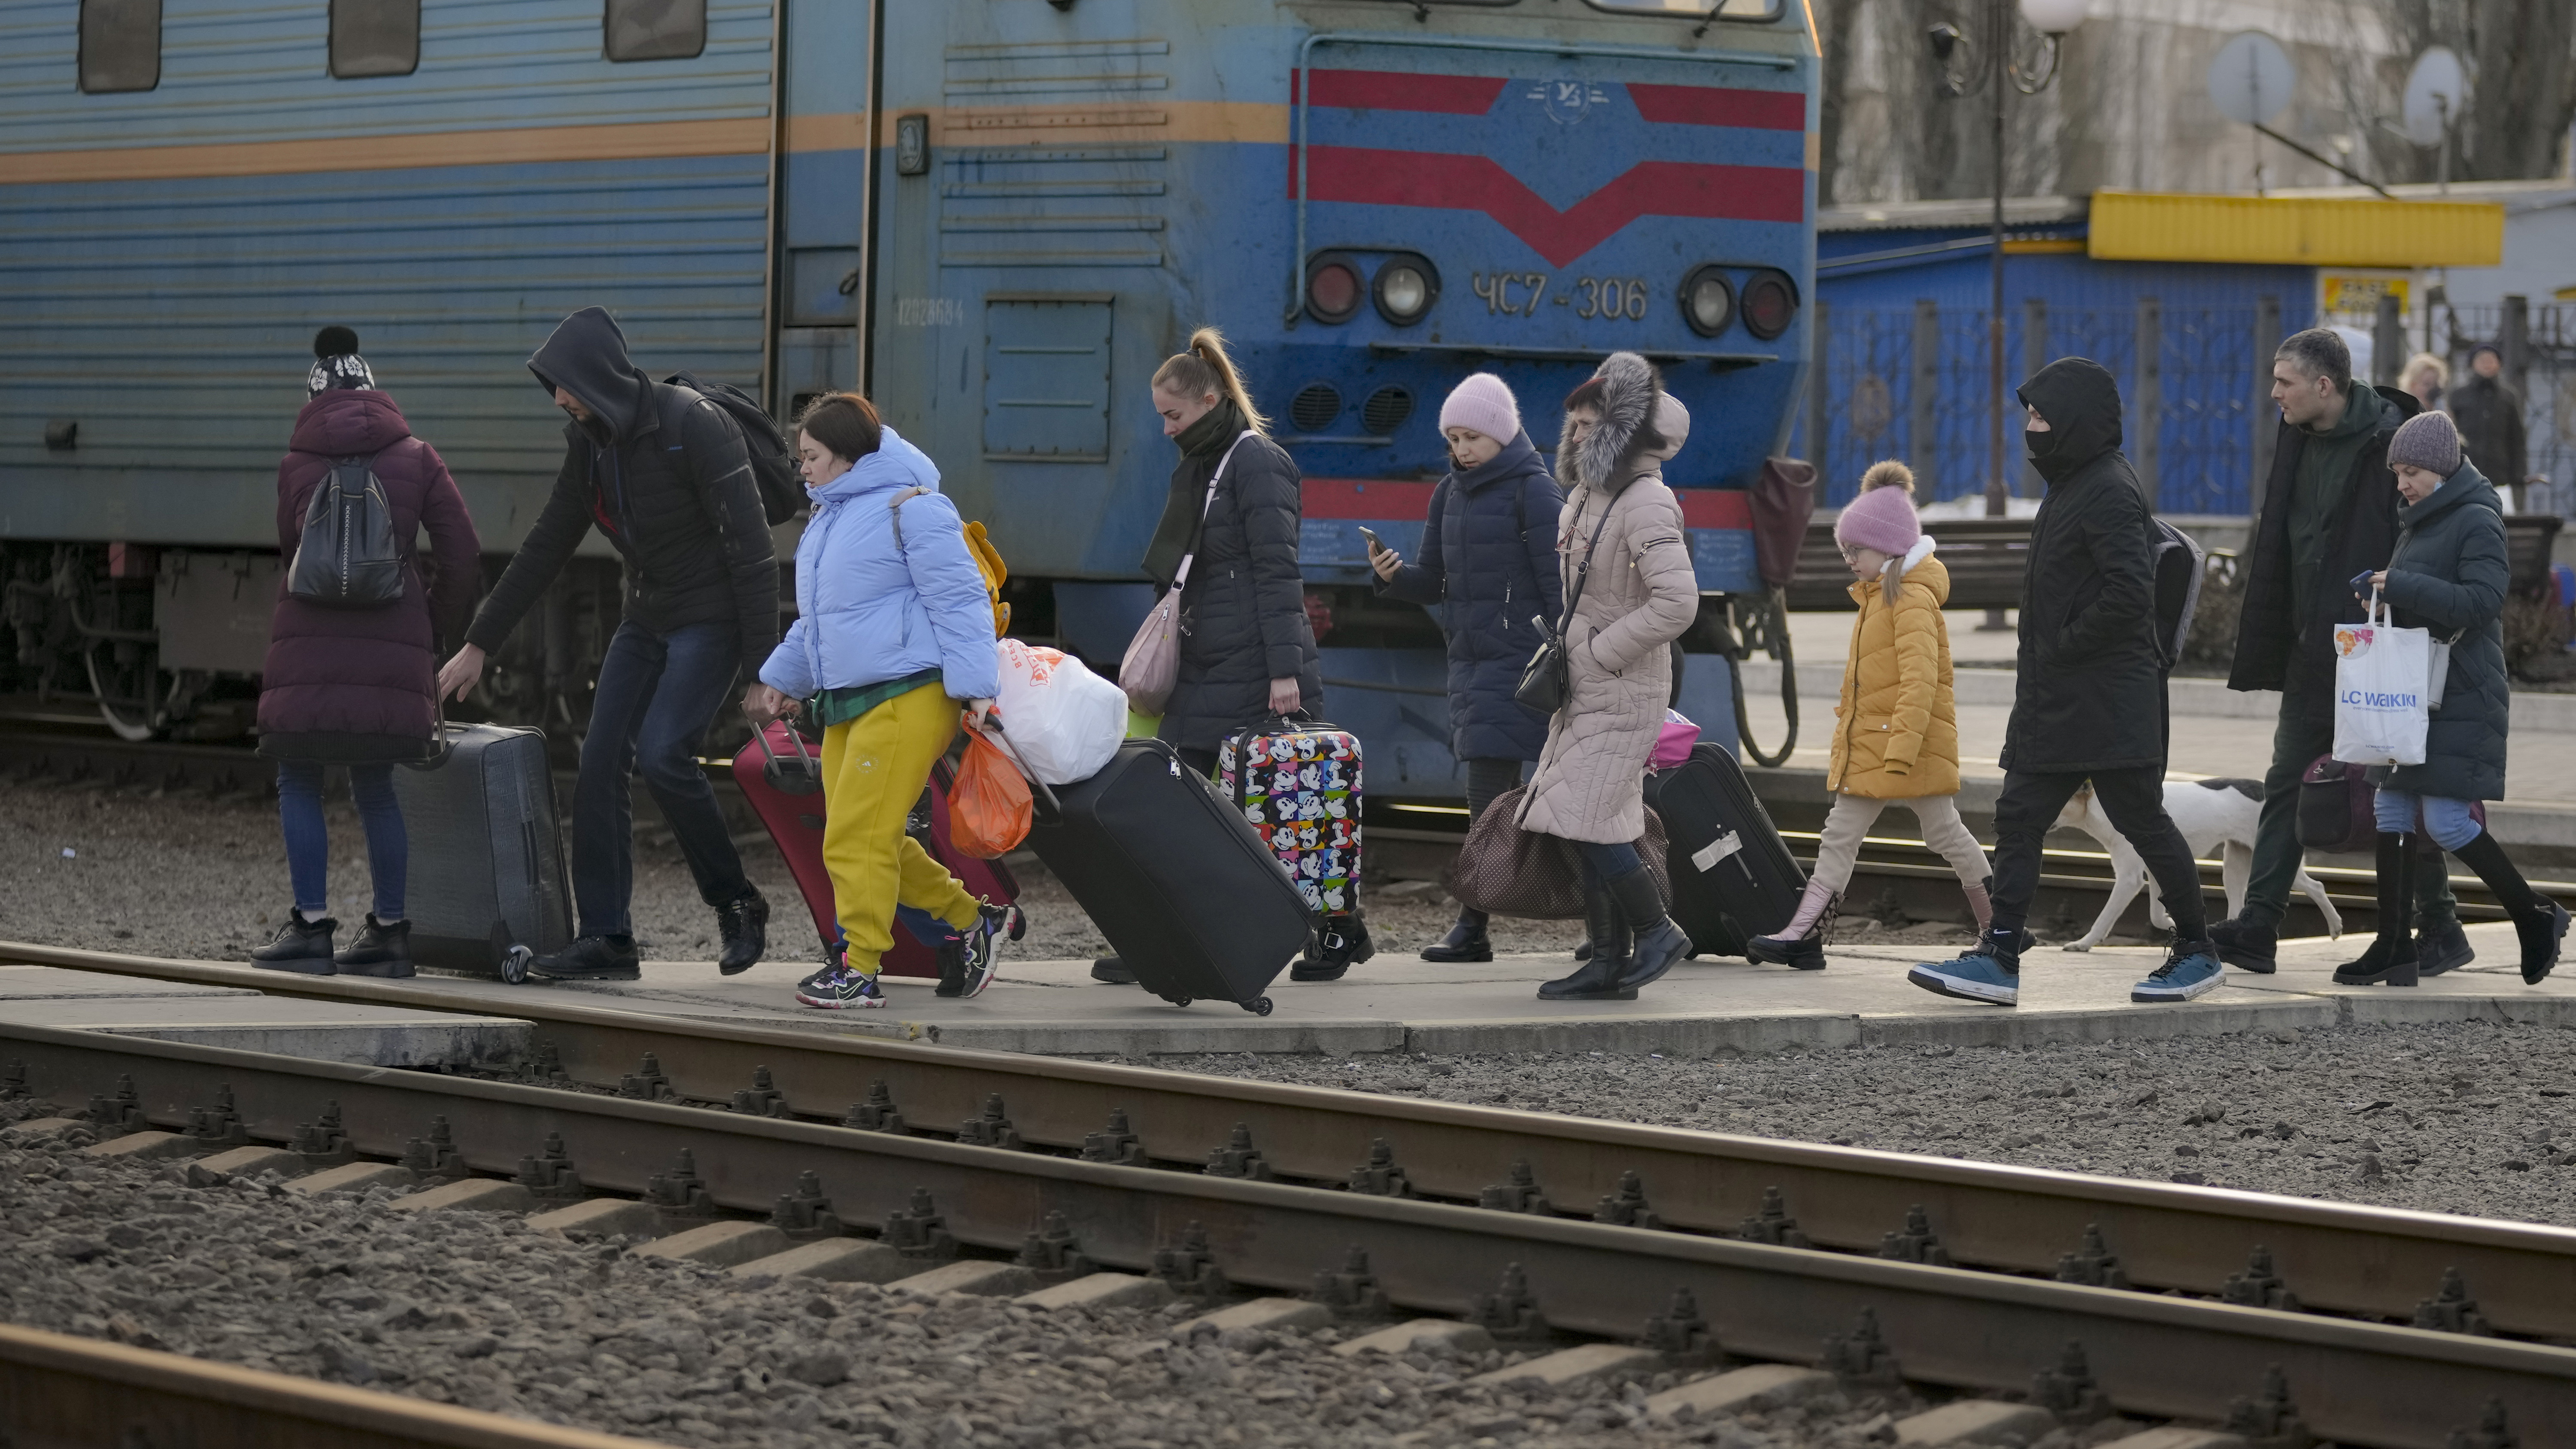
[{"x1": 2449, "y1": 343, "x2": 2529, "y2": 510}]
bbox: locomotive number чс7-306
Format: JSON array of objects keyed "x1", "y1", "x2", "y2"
[{"x1": 1471, "y1": 272, "x2": 1651, "y2": 321}]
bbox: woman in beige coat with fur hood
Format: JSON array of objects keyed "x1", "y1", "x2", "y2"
[{"x1": 1520, "y1": 352, "x2": 1703, "y2": 1002}]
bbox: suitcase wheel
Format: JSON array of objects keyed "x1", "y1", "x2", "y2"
[
  {"x1": 501, "y1": 945, "x2": 533, "y2": 985},
  {"x1": 1242, "y1": 996, "x2": 1273, "y2": 1017}
]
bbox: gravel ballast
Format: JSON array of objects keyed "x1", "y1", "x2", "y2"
[
  {"x1": 1156, "y1": 1017, "x2": 2576, "y2": 1228},
  {"x1": 0, "y1": 1105, "x2": 1971, "y2": 1449}
]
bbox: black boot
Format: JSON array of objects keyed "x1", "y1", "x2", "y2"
[
  {"x1": 251, "y1": 910, "x2": 337, "y2": 974},
  {"x1": 333, "y1": 914, "x2": 413, "y2": 978},
  {"x1": 1602, "y1": 866, "x2": 1692, "y2": 993},
  {"x1": 1090, "y1": 957, "x2": 1137, "y2": 985},
  {"x1": 1421, "y1": 907, "x2": 1493, "y2": 963},
  {"x1": 2453, "y1": 829, "x2": 2572, "y2": 985},
  {"x1": 2206, "y1": 917, "x2": 2279, "y2": 973},
  {"x1": 1295, "y1": 916, "x2": 1374, "y2": 982},
  {"x1": 1539, "y1": 883, "x2": 1635, "y2": 1001},
  {"x1": 716, "y1": 890, "x2": 769, "y2": 975},
  {"x1": 2333, "y1": 834, "x2": 2418, "y2": 986}
]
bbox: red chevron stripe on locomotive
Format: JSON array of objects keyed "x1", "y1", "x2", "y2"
[{"x1": 1293, "y1": 148, "x2": 1804, "y2": 267}]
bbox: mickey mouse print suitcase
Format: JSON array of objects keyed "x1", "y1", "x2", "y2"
[{"x1": 1219, "y1": 715, "x2": 1364, "y2": 927}]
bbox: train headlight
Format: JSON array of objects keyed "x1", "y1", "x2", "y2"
[
  {"x1": 1372, "y1": 255, "x2": 1438, "y2": 326},
  {"x1": 1305, "y1": 253, "x2": 1365, "y2": 325},
  {"x1": 1679, "y1": 265, "x2": 1736, "y2": 337},
  {"x1": 1741, "y1": 269, "x2": 1799, "y2": 342}
]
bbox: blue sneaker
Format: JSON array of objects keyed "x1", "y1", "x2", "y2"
[
  {"x1": 2131, "y1": 939, "x2": 2225, "y2": 1003},
  {"x1": 1908, "y1": 930, "x2": 2022, "y2": 1007},
  {"x1": 795, "y1": 961, "x2": 886, "y2": 1010}
]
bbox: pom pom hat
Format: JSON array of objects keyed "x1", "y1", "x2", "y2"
[
  {"x1": 1833, "y1": 460, "x2": 1922, "y2": 556},
  {"x1": 1438, "y1": 372, "x2": 1520, "y2": 443},
  {"x1": 2387, "y1": 409, "x2": 2463, "y2": 478},
  {"x1": 307, "y1": 325, "x2": 375, "y2": 397}
]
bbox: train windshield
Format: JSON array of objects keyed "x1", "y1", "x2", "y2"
[{"x1": 1584, "y1": 0, "x2": 1786, "y2": 20}]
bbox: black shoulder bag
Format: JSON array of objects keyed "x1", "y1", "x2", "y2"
[{"x1": 1513, "y1": 488, "x2": 1617, "y2": 714}]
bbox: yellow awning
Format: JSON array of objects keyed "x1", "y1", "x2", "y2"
[{"x1": 2088, "y1": 191, "x2": 2504, "y2": 268}]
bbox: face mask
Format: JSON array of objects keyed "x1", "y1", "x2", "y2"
[{"x1": 2024, "y1": 425, "x2": 2059, "y2": 460}]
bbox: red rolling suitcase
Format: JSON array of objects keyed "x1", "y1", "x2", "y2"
[{"x1": 731, "y1": 720, "x2": 1021, "y2": 977}]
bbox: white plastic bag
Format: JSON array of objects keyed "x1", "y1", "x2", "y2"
[
  {"x1": 989, "y1": 638, "x2": 1127, "y2": 784},
  {"x1": 2331, "y1": 592, "x2": 2431, "y2": 767}
]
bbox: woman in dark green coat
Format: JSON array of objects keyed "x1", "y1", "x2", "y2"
[{"x1": 2337, "y1": 411, "x2": 2568, "y2": 987}]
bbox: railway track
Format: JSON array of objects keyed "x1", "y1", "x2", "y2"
[
  {"x1": 0, "y1": 1322, "x2": 666, "y2": 1449},
  {"x1": 6, "y1": 945, "x2": 2576, "y2": 1446}
]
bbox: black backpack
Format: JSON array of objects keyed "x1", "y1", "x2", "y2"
[
  {"x1": 659, "y1": 371, "x2": 804, "y2": 526},
  {"x1": 285, "y1": 453, "x2": 405, "y2": 608}
]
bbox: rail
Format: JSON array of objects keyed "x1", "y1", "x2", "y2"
[
  {"x1": 4, "y1": 1015, "x2": 2573, "y2": 1446},
  {"x1": 0, "y1": 1322, "x2": 666, "y2": 1449}
]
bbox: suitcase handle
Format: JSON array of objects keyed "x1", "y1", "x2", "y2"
[{"x1": 974, "y1": 712, "x2": 1063, "y2": 826}]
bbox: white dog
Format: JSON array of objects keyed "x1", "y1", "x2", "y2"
[{"x1": 2053, "y1": 778, "x2": 2342, "y2": 951}]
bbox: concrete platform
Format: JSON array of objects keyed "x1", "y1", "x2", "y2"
[
  {"x1": 0, "y1": 964, "x2": 528, "y2": 1067},
  {"x1": 121, "y1": 922, "x2": 2574, "y2": 1059}
]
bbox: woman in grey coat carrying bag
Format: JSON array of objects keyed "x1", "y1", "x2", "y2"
[
  {"x1": 2337, "y1": 410, "x2": 2568, "y2": 986},
  {"x1": 1519, "y1": 353, "x2": 1703, "y2": 1002}
]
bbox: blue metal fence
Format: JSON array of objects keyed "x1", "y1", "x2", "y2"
[{"x1": 1791, "y1": 300, "x2": 2306, "y2": 514}]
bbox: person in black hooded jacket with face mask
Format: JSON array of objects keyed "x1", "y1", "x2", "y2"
[
  {"x1": 436, "y1": 307, "x2": 780, "y2": 982},
  {"x1": 1908, "y1": 358, "x2": 2223, "y2": 1010}
]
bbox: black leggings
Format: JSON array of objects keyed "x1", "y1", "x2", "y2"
[{"x1": 1464, "y1": 757, "x2": 1523, "y2": 823}]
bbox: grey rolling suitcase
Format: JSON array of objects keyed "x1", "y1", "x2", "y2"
[{"x1": 392, "y1": 723, "x2": 572, "y2": 982}]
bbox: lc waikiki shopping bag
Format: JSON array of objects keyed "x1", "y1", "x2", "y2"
[{"x1": 2331, "y1": 592, "x2": 2432, "y2": 767}]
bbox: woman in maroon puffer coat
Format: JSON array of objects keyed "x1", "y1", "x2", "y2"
[{"x1": 251, "y1": 328, "x2": 481, "y2": 977}]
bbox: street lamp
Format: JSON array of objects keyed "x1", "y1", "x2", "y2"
[{"x1": 1929, "y1": 0, "x2": 2085, "y2": 575}]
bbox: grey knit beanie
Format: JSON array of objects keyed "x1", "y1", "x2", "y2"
[{"x1": 2388, "y1": 409, "x2": 2462, "y2": 476}]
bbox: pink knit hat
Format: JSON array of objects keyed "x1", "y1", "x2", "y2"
[
  {"x1": 1439, "y1": 372, "x2": 1520, "y2": 443},
  {"x1": 1833, "y1": 460, "x2": 1921, "y2": 556}
]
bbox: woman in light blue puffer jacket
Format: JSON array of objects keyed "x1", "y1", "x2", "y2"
[{"x1": 742, "y1": 393, "x2": 1008, "y2": 1009}]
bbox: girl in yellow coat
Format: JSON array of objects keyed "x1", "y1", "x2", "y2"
[{"x1": 1749, "y1": 462, "x2": 1993, "y2": 969}]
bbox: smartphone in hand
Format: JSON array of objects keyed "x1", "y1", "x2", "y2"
[
  {"x1": 2349, "y1": 569, "x2": 2377, "y2": 592},
  {"x1": 1357, "y1": 525, "x2": 1384, "y2": 554}
]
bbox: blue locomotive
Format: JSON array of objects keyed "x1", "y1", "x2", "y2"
[{"x1": 1, "y1": 0, "x2": 1816, "y2": 793}]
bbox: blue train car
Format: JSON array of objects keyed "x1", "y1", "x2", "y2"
[{"x1": 1, "y1": 0, "x2": 1816, "y2": 793}]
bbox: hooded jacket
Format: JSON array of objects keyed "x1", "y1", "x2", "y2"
[
  {"x1": 1375, "y1": 429, "x2": 1566, "y2": 762},
  {"x1": 1827, "y1": 537, "x2": 1961, "y2": 798},
  {"x1": 756, "y1": 425, "x2": 1000, "y2": 704},
  {"x1": 463, "y1": 308, "x2": 778, "y2": 667},
  {"x1": 2000, "y1": 358, "x2": 2169, "y2": 775},
  {"x1": 2228, "y1": 381, "x2": 2420, "y2": 719},
  {"x1": 1518, "y1": 352, "x2": 1702, "y2": 844},
  {"x1": 1156, "y1": 425, "x2": 1324, "y2": 753},
  {"x1": 258, "y1": 389, "x2": 482, "y2": 760},
  {"x1": 2449, "y1": 371, "x2": 2526, "y2": 493},
  {"x1": 2379, "y1": 458, "x2": 2511, "y2": 802}
]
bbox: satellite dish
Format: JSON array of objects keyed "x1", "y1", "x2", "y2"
[
  {"x1": 2207, "y1": 31, "x2": 2294, "y2": 127},
  {"x1": 2402, "y1": 47, "x2": 2468, "y2": 147}
]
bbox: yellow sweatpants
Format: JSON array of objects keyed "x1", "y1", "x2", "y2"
[{"x1": 820, "y1": 682, "x2": 981, "y2": 973}]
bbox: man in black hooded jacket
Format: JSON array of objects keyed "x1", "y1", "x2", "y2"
[
  {"x1": 437, "y1": 307, "x2": 778, "y2": 980},
  {"x1": 1909, "y1": 358, "x2": 2222, "y2": 1009}
]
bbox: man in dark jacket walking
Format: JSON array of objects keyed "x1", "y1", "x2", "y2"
[
  {"x1": 437, "y1": 307, "x2": 779, "y2": 981},
  {"x1": 2209, "y1": 328, "x2": 2461, "y2": 975},
  {"x1": 2449, "y1": 343, "x2": 2528, "y2": 506},
  {"x1": 1909, "y1": 358, "x2": 2222, "y2": 1008}
]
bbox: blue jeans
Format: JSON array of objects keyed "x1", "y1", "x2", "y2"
[
  {"x1": 276, "y1": 760, "x2": 405, "y2": 921},
  {"x1": 573, "y1": 619, "x2": 751, "y2": 937},
  {"x1": 2375, "y1": 787, "x2": 2482, "y2": 852},
  {"x1": 1576, "y1": 840, "x2": 1643, "y2": 884}
]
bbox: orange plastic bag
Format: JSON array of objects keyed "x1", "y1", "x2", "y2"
[{"x1": 952, "y1": 728, "x2": 1032, "y2": 859}]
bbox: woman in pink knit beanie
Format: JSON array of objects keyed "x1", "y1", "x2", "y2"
[
  {"x1": 1369, "y1": 372, "x2": 1565, "y2": 961},
  {"x1": 1747, "y1": 460, "x2": 1993, "y2": 969}
]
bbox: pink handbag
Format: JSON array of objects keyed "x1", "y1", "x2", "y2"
[
  {"x1": 1651, "y1": 709, "x2": 1701, "y2": 771},
  {"x1": 1120, "y1": 431, "x2": 1252, "y2": 715}
]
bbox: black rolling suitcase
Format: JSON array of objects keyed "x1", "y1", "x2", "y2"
[
  {"x1": 391, "y1": 723, "x2": 572, "y2": 982},
  {"x1": 1645, "y1": 742, "x2": 1805, "y2": 960},
  {"x1": 1026, "y1": 738, "x2": 1311, "y2": 1015}
]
